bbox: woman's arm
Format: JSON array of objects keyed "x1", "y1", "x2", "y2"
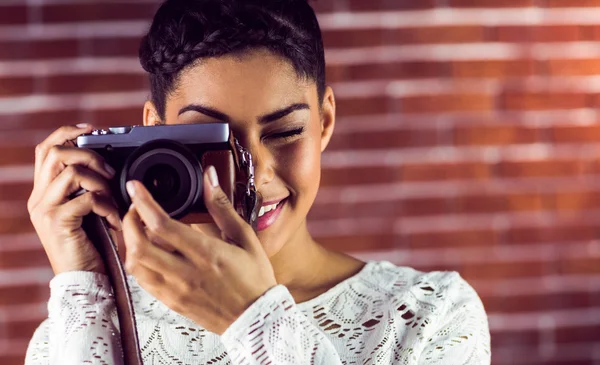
[
  {"x1": 220, "y1": 284, "x2": 344, "y2": 365},
  {"x1": 25, "y1": 271, "x2": 124, "y2": 365}
]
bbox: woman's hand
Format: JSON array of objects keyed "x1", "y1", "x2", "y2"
[
  {"x1": 122, "y1": 166, "x2": 278, "y2": 335},
  {"x1": 27, "y1": 124, "x2": 122, "y2": 275}
]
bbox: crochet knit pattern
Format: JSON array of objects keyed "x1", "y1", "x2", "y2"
[{"x1": 25, "y1": 260, "x2": 491, "y2": 364}]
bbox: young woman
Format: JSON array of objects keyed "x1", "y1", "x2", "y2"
[{"x1": 24, "y1": 0, "x2": 491, "y2": 364}]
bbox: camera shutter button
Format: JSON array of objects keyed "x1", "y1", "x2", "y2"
[{"x1": 108, "y1": 127, "x2": 132, "y2": 134}]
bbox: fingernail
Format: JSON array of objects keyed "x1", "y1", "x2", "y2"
[
  {"x1": 104, "y1": 163, "x2": 116, "y2": 178},
  {"x1": 76, "y1": 123, "x2": 90, "y2": 129},
  {"x1": 126, "y1": 181, "x2": 136, "y2": 198},
  {"x1": 129, "y1": 203, "x2": 135, "y2": 211},
  {"x1": 207, "y1": 166, "x2": 219, "y2": 188}
]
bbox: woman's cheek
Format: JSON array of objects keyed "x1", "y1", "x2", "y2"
[{"x1": 277, "y1": 137, "x2": 321, "y2": 207}]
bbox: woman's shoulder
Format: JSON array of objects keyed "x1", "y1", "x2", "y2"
[{"x1": 360, "y1": 260, "x2": 484, "y2": 317}]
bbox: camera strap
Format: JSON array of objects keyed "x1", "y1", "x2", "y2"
[{"x1": 81, "y1": 213, "x2": 143, "y2": 365}]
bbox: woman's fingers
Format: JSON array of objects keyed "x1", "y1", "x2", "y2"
[
  {"x1": 41, "y1": 164, "x2": 114, "y2": 207},
  {"x1": 122, "y1": 205, "x2": 188, "y2": 277},
  {"x1": 37, "y1": 145, "x2": 115, "y2": 190},
  {"x1": 34, "y1": 124, "x2": 93, "y2": 183},
  {"x1": 57, "y1": 191, "x2": 122, "y2": 231}
]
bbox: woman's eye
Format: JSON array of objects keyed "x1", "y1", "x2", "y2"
[{"x1": 267, "y1": 127, "x2": 305, "y2": 141}]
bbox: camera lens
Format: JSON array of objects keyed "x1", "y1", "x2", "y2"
[
  {"x1": 122, "y1": 140, "x2": 203, "y2": 219},
  {"x1": 143, "y1": 164, "x2": 180, "y2": 201}
]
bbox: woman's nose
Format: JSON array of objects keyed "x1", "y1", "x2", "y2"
[{"x1": 246, "y1": 143, "x2": 275, "y2": 190}]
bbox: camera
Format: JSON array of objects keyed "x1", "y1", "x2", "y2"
[{"x1": 76, "y1": 123, "x2": 241, "y2": 225}]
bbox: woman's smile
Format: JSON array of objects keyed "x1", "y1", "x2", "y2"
[{"x1": 256, "y1": 196, "x2": 288, "y2": 231}]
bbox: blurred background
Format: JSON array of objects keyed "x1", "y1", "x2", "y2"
[{"x1": 1, "y1": 0, "x2": 600, "y2": 364}]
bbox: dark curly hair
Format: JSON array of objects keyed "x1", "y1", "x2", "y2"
[{"x1": 139, "y1": 0, "x2": 326, "y2": 121}]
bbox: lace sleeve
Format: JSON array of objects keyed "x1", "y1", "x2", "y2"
[
  {"x1": 418, "y1": 273, "x2": 491, "y2": 365},
  {"x1": 25, "y1": 271, "x2": 124, "y2": 365},
  {"x1": 24, "y1": 318, "x2": 50, "y2": 364},
  {"x1": 220, "y1": 284, "x2": 344, "y2": 365}
]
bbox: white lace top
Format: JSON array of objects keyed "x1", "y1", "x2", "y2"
[{"x1": 24, "y1": 260, "x2": 491, "y2": 364}]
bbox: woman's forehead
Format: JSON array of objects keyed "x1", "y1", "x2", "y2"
[{"x1": 167, "y1": 51, "x2": 316, "y2": 120}]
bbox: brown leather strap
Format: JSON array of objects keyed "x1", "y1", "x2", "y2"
[{"x1": 82, "y1": 214, "x2": 143, "y2": 365}]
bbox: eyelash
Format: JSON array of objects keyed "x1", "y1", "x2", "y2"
[{"x1": 267, "y1": 127, "x2": 305, "y2": 141}]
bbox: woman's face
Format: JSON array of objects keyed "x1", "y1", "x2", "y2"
[{"x1": 143, "y1": 49, "x2": 336, "y2": 257}]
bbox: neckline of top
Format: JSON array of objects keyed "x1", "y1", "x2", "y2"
[{"x1": 295, "y1": 259, "x2": 380, "y2": 309}]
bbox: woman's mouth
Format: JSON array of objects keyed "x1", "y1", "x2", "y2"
[{"x1": 256, "y1": 197, "x2": 287, "y2": 231}]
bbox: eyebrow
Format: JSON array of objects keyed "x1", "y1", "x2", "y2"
[{"x1": 178, "y1": 103, "x2": 310, "y2": 124}]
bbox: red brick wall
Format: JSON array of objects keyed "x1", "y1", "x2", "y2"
[{"x1": 2, "y1": 0, "x2": 600, "y2": 364}]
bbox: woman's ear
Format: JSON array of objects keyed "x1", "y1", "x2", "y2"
[
  {"x1": 320, "y1": 86, "x2": 336, "y2": 153},
  {"x1": 143, "y1": 101, "x2": 162, "y2": 126}
]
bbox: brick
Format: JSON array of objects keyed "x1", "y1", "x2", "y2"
[
  {"x1": 401, "y1": 94, "x2": 494, "y2": 113},
  {"x1": 0, "y1": 356, "x2": 25, "y2": 365},
  {"x1": 546, "y1": 0, "x2": 600, "y2": 6},
  {"x1": 500, "y1": 92, "x2": 590, "y2": 110},
  {"x1": 0, "y1": 77, "x2": 35, "y2": 97},
  {"x1": 554, "y1": 191, "x2": 600, "y2": 211},
  {"x1": 0, "y1": 284, "x2": 49, "y2": 306},
  {"x1": 492, "y1": 329, "x2": 539, "y2": 348},
  {"x1": 550, "y1": 125, "x2": 600, "y2": 143},
  {"x1": 452, "y1": 60, "x2": 535, "y2": 78},
  {"x1": 87, "y1": 107, "x2": 145, "y2": 128},
  {"x1": 387, "y1": 26, "x2": 486, "y2": 45},
  {"x1": 3, "y1": 319, "x2": 43, "y2": 339},
  {"x1": 308, "y1": 0, "x2": 336, "y2": 12},
  {"x1": 558, "y1": 257, "x2": 600, "y2": 275},
  {"x1": 40, "y1": 3, "x2": 158, "y2": 23},
  {"x1": 506, "y1": 192, "x2": 550, "y2": 211},
  {"x1": 455, "y1": 192, "x2": 551, "y2": 214},
  {"x1": 494, "y1": 25, "x2": 583, "y2": 42},
  {"x1": 506, "y1": 224, "x2": 600, "y2": 244},
  {"x1": 0, "y1": 146, "x2": 34, "y2": 166},
  {"x1": 0, "y1": 5, "x2": 27, "y2": 25},
  {"x1": 555, "y1": 324, "x2": 600, "y2": 344},
  {"x1": 42, "y1": 74, "x2": 147, "y2": 94},
  {"x1": 546, "y1": 59, "x2": 600, "y2": 76},
  {"x1": 580, "y1": 25, "x2": 600, "y2": 41},
  {"x1": 0, "y1": 39, "x2": 79, "y2": 61},
  {"x1": 309, "y1": 201, "x2": 399, "y2": 220},
  {"x1": 401, "y1": 162, "x2": 491, "y2": 181},
  {"x1": 327, "y1": 61, "x2": 446, "y2": 83},
  {"x1": 484, "y1": 291, "x2": 600, "y2": 313},
  {"x1": 0, "y1": 217, "x2": 34, "y2": 234},
  {"x1": 1, "y1": 109, "x2": 85, "y2": 131},
  {"x1": 317, "y1": 234, "x2": 395, "y2": 252},
  {"x1": 0, "y1": 183, "x2": 32, "y2": 201},
  {"x1": 0, "y1": 249, "x2": 48, "y2": 269},
  {"x1": 336, "y1": 96, "x2": 389, "y2": 117},
  {"x1": 497, "y1": 159, "x2": 589, "y2": 178},
  {"x1": 461, "y1": 260, "x2": 550, "y2": 280},
  {"x1": 320, "y1": 167, "x2": 398, "y2": 187},
  {"x1": 86, "y1": 37, "x2": 145, "y2": 58},
  {"x1": 327, "y1": 129, "x2": 441, "y2": 150},
  {"x1": 406, "y1": 229, "x2": 498, "y2": 249},
  {"x1": 347, "y1": 0, "x2": 436, "y2": 11},
  {"x1": 401, "y1": 197, "x2": 451, "y2": 216},
  {"x1": 323, "y1": 29, "x2": 384, "y2": 49},
  {"x1": 453, "y1": 125, "x2": 542, "y2": 145},
  {"x1": 454, "y1": 194, "x2": 507, "y2": 213},
  {"x1": 450, "y1": 0, "x2": 535, "y2": 7},
  {"x1": 533, "y1": 26, "x2": 584, "y2": 42}
]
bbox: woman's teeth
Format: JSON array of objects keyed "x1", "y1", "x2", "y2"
[{"x1": 258, "y1": 202, "x2": 279, "y2": 217}]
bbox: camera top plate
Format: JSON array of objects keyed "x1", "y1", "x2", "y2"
[{"x1": 76, "y1": 123, "x2": 231, "y2": 149}]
